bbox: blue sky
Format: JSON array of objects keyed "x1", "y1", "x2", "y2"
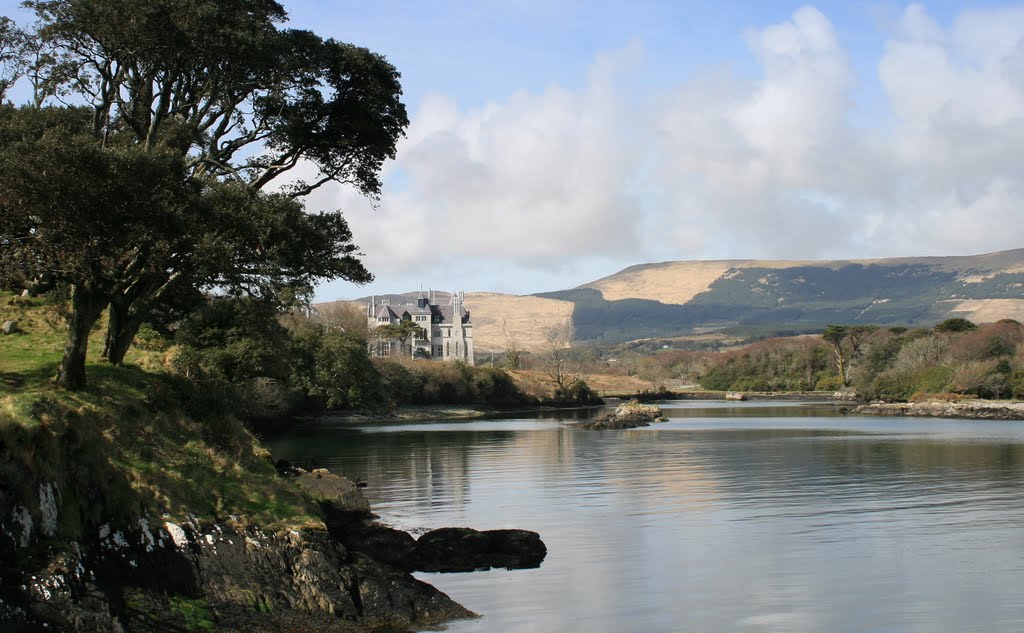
[
  {"x1": 6, "y1": 1, "x2": 1024, "y2": 300},
  {"x1": 287, "y1": 1, "x2": 1024, "y2": 300}
]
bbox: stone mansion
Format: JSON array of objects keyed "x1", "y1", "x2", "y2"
[{"x1": 367, "y1": 291, "x2": 474, "y2": 365}]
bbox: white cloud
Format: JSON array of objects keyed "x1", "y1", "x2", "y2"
[
  {"x1": 314, "y1": 4, "x2": 1024, "y2": 298},
  {"x1": 652, "y1": 3, "x2": 1024, "y2": 262},
  {"x1": 332, "y1": 41, "x2": 649, "y2": 282}
]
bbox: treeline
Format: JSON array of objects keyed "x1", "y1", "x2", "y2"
[
  {"x1": 127, "y1": 297, "x2": 543, "y2": 420},
  {"x1": 630, "y1": 318, "x2": 1024, "y2": 401}
]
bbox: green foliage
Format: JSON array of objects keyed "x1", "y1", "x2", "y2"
[
  {"x1": 690, "y1": 319, "x2": 1024, "y2": 403},
  {"x1": 814, "y1": 375, "x2": 846, "y2": 391},
  {"x1": 934, "y1": 318, "x2": 977, "y2": 333},
  {"x1": 552, "y1": 379, "x2": 601, "y2": 406},
  {"x1": 866, "y1": 370, "x2": 916, "y2": 402},
  {"x1": 1010, "y1": 370, "x2": 1024, "y2": 399},
  {"x1": 284, "y1": 319, "x2": 383, "y2": 411},
  {"x1": 858, "y1": 336, "x2": 905, "y2": 383},
  {"x1": 697, "y1": 338, "x2": 831, "y2": 392},
  {"x1": 168, "y1": 596, "x2": 215, "y2": 632},
  {"x1": 175, "y1": 298, "x2": 292, "y2": 382},
  {"x1": 0, "y1": 105, "x2": 201, "y2": 387},
  {"x1": 0, "y1": 367, "x2": 320, "y2": 547},
  {"x1": 372, "y1": 360, "x2": 534, "y2": 407},
  {"x1": 985, "y1": 336, "x2": 1015, "y2": 358},
  {"x1": 132, "y1": 324, "x2": 170, "y2": 352},
  {"x1": 913, "y1": 365, "x2": 954, "y2": 394},
  {"x1": 23, "y1": 0, "x2": 408, "y2": 196}
]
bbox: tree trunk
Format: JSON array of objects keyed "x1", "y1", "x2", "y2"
[
  {"x1": 55, "y1": 285, "x2": 108, "y2": 390},
  {"x1": 102, "y1": 299, "x2": 145, "y2": 365}
]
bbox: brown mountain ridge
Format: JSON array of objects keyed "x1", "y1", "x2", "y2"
[{"x1": 331, "y1": 248, "x2": 1024, "y2": 352}]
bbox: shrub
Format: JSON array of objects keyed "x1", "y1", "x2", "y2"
[
  {"x1": 134, "y1": 323, "x2": 170, "y2": 352},
  {"x1": 372, "y1": 360, "x2": 532, "y2": 407},
  {"x1": 934, "y1": 318, "x2": 977, "y2": 333},
  {"x1": 985, "y1": 336, "x2": 1016, "y2": 358},
  {"x1": 814, "y1": 375, "x2": 846, "y2": 391},
  {"x1": 948, "y1": 361, "x2": 1010, "y2": 398},
  {"x1": 912, "y1": 365, "x2": 954, "y2": 394},
  {"x1": 858, "y1": 337, "x2": 904, "y2": 382},
  {"x1": 551, "y1": 379, "x2": 600, "y2": 405},
  {"x1": 1009, "y1": 370, "x2": 1024, "y2": 399},
  {"x1": 286, "y1": 329, "x2": 385, "y2": 411},
  {"x1": 892, "y1": 336, "x2": 948, "y2": 374},
  {"x1": 867, "y1": 370, "x2": 915, "y2": 402}
]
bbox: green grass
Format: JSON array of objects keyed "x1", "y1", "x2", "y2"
[
  {"x1": 169, "y1": 596, "x2": 216, "y2": 632},
  {"x1": 0, "y1": 291, "x2": 68, "y2": 390},
  {"x1": 0, "y1": 293, "x2": 322, "y2": 549},
  {"x1": 122, "y1": 590, "x2": 217, "y2": 632}
]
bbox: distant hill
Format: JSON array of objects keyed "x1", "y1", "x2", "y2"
[{"x1": 330, "y1": 249, "x2": 1024, "y2": 352}]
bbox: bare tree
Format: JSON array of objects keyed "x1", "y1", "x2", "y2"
[
  {"x1": 500, "y1": 314, "x2": 524, "y2": 370},
  {"x1": 315, "y1": 302, "x2": 370, "y2": 336},
  {"x1": 544, "y1": 322, "x2": 583, "y2": 393}
]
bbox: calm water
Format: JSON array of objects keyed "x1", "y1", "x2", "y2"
[{"x1": 267, "y1": 402, "x2": 1024, "y2": 633}]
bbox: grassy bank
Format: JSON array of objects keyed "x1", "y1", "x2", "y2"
[{"x1": 0, "y1": 293, "x2": 320, "y2": 562}]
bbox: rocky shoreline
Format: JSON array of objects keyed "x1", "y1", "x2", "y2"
[
  {"x1": 854, "y1": 400, "x2": 1024, "y2": 420},
  {"x1": 2, "y1": 466, "x2": 545, "y2": 632}
]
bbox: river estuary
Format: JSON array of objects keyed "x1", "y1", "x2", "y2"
[{"x1": 267, "y1": 401, "x2": 1024, "y2": 633}]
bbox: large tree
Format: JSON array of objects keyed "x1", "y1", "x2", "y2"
[
  {"x1": 822, "y1": 324, "x2": 876, "y2": 386},
  {"x1": 100, "y1": 181, "x2": 372, "y2": 365},
  {"x1": 0, "y1": 105, "x2": 198, "y2": 388},
  {"x1": 24, "y1": 0, "x2": 407, "y2": 195},
  {"x1": 2, "y1": 0, "x2": 407, "y2": 384}
]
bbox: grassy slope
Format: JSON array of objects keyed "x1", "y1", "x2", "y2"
[{"x1": 0, "y1": 293, "x2": 319, "y2": 547}]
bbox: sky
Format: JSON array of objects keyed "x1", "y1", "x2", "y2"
[{"x1": 6, "y1": 1, "x2": 1024, "y2": 300}]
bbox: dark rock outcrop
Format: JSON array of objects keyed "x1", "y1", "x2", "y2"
[
  {"x1": 3, "y1": 463, "x2": 544, "y2": 632},
  {"x1": 410, "y1": 527, "x2": 547, "y2": 573},
  {"x1": 326, "y1": 511, "x2": 547, "y2": 574},
  {"x1": 325, "y1": 512, "x2": 417, "y2": 569},
  {"x1": 5, "y1": 518, "x2": 476, "y2": 633}
]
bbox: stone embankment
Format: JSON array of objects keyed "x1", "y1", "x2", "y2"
[
  {"x1": 580, "y1": 400, "x2": 666, "y2": 429},
  {"x1": 3, "y1": 466, "x2": 546, "y2": 632},
  {"x1": 855, "y1": 400, "x2": 1024, "y2": 420}
]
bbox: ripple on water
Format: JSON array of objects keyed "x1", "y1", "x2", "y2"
[{"x1": 266, "y1": 407, "x2": 1024, "y2": 633}]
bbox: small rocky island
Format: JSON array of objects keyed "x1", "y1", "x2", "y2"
[{"x1": 580, "y1": 400, "x2": 666, "y2": 429}]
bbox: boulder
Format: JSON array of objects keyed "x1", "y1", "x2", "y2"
[
  {"x1": 409, "y1": 527, "x2": 547, "y2": 573},
  {"x1": 2, "y1": 320, "x2": 18, "y2": 335},
  {"x1": 293, "y1": 469, "x2": 371, "y2": 516},
  {"x1": 325, "y1": 515, "x2": 417, "y2": 569}
]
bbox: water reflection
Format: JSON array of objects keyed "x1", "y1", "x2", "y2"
[{"x1": 267, "y1": 402, "x2": 1024, "y2": 633}]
